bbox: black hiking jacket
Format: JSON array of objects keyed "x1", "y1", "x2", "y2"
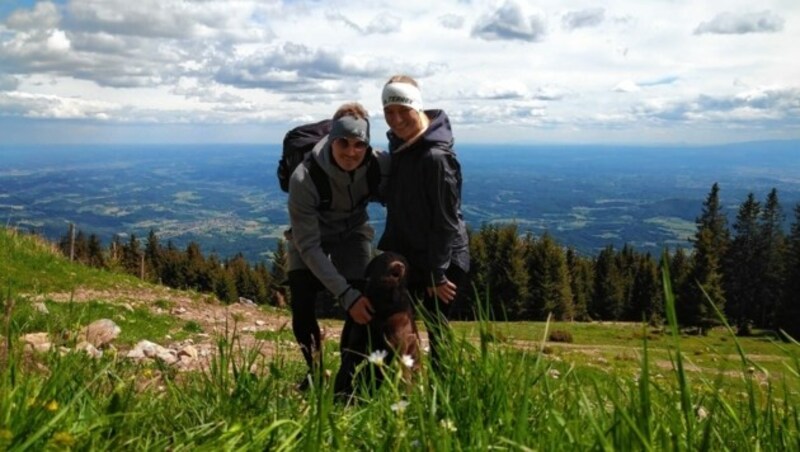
[{"x1": 378, "y1": 110, "x2": 470, "y2": 286}]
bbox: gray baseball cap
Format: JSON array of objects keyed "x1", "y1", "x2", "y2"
[{"x1": 329, "y1": 115, "x2": 370, "y2": 144}]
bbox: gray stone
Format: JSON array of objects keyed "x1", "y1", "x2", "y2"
[{"x1": 82, "y1": 319, "x2": 121, "y2": 347}]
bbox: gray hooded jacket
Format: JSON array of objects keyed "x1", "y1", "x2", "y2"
[{"x1": 287, "y1": 136, "x2": 389, "y2": 310}]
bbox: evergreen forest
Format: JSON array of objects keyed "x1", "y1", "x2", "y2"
[{"x1": 52, "y1": 183, "x2": 800, "y2": 340}]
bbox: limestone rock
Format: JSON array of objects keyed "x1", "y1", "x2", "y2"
[
  {"x1": 81, "y1": 319, "x2": 121, "y2": 348},
  {"x1": 21, "y1": 332, "x2": 51, "y2": 353},
  {"x1": 76, "y1": 341, "x2": 103, "y2": 359},
  {"x1": 238, "y1": 297, "x2": 255, "y2": 306},
  {"x1": 178, "y1": 345, "x2": 198, "y2": 361},
  {"x1": 127, "y1": 340, "x2": 163, "y2": 359},
  {"x1": 126, "y1": 340, "x2": 177, "y2": 365},
  {"x1": 156, "y1": 350, "x2": 178, "y2": 365}
]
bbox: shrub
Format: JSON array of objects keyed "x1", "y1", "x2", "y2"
[
  {"x1": 548, "y1": 330, "x2": 573, "y2": 343},
  {"x1": 182, "y1": 321, "x2": 203, "y2": 333}
]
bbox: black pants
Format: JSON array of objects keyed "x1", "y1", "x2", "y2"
[
  {"x1": 288, "y1": 269, "x2": 365, "y2": 375},
  {"x1": 412, "y1": 264, "x2": 469, "y2": 374},
  {"x1": 333, "y1": 264, "x2": 469, "y2": 396}
]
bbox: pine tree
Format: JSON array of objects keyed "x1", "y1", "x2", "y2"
[
  {"x1": 725, "y1": 193, "x2": 761, "y2": 334},
  {"x1": 757, "y1": 188, "x2": 786, "y2": 328},
  {"x1": 254, "y1": 261, "x2": 274, "y2": 305},
  {"x1": 144, "y1": 229, "x2": 163, "y2": 283},
  {"x1": 591, "y1": 245, "x2": 626, "y2": 320},
  {"x1": 270, "y1": 239, "x2": 290, "y2": 286},
  {"x1": 525, "y1": 233, "x2": 574, "y2": 320},
  {"x1": 490, "y1": 225, "x2": 529, "y2": 319},
  {"x1": 669, "y1": 247, "x2": 693, "y2": 323},
  {"x1": 185, "y1": 242, "x2": 213, "y2": 292},
  {"x1": 467, "y1": 226, "x2": 490, "y2": 304},
  {"x1": 87, "y1": 233, "x2": 105, "y2": 268},
  {"x1": 270, "y1": 239, "x2": 291, "y2": 307},
  {"x1": 73, "y1": 230, "x2": 89, "y2": 264},
  {"x1": 778, "y1": 203, "x2": 800, "y2": 340},
  {"x1": 616, "y1": 244, "x2": 638, "y2": 320},
  {"x1": 160, "y1": 241, "x2": 186, "y2": 289},
  {"x1": 687, "y1": 183, "x2": 729, "y2": 333},
  {"x1": 630, "y1": 253, "x2": 663, "y2": 324},
  {"x1": 121, "y1": 234, "x2": 142, "y2": 276},
  {"x1": 566, "y1": 248, "x2": 593, "y2": 321},
  {"x1": 228, "y1": 253, "x2": 258, "y2": 302},
  {"x1": 211, "y1": 256, "x2": 238, "y2": 304}
]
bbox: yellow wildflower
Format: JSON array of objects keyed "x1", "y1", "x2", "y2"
[
  {"x1": 45, "y1": 400, "x2": 59, "y2": 412},
  {"x1": 0, "y1": 429, "x2": 13, "y2": 447},
  {"x1": 52, "y1": 431, "x2": 76, "y2": 448}
]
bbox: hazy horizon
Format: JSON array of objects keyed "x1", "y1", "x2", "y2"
[{"x1": 3, "y1": 141, "x2": 799, "y2": 263}]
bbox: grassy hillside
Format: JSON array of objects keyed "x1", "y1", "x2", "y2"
[
  {"x1": 0, "y1": 227, "x2": 141, "y2": 294},
  {"x1": 0, "y1": 227, "x2": 199, "y2": 346},
  {"x1": 1, "y1": 226, "x2": 799, "y2": 450}
]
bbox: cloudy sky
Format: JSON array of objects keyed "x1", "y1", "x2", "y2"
[{"x1": 1, "y1": 0, "x2": 798, "y2": 145}]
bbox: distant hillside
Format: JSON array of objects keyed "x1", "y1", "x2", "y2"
[{"x1": 3, "y1": 142, "x2": 799, "y2": 262}]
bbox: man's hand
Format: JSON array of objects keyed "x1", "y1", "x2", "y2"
[
  {"x1": 348, "y1": 296, "x2": 374, "y2": 324},
  {"x1": 427, "y1": 278, "x2": 457, "y2": 304}
]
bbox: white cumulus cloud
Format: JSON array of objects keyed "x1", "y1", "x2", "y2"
[
  {"x1": 694, "y1": 11, "x2": 784, "y2": 35},
  {"x1": 562, "y1": 8, "x2": 605, "y2": 30},
  {"x1": 472, "y1": 1, "x2": 547, "y2": 42}
]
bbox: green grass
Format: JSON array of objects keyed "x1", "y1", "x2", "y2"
[
  {"x1": 0, "y1": 229, "x2": 142, "y2": 294},
  {"x1": 1, "y1": 312, "x2": 797, "y2": 450},
  {"x1": 9, "y1": 299, "x2": 184, "y2": 346},
  {"x1": 2, "y1": 227, "x2": 799, "y2": 449},
  {"x1": 451, "y1": 320, "x2": 800, "y2": 393}
]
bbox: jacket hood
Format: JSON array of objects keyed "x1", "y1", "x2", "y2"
[{"x1": 387, "y1": 109, "x2": 454, "y2": 153}]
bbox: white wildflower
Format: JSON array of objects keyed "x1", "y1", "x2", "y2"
[
  {"x1": 440, "y1": 418, "x2": 457, "y2": 432},
  {"x1": 401, "y1": 354, "x2": 415, "y2": 368},
  {"x1": 391, "y1": 400, "x2": 409, "y2": 412},
  {"x1": 547, "y1": 368, "x2": 561, "y2": 379},
  {"x1": 368, "y1": 349, "x2": 388, "y2": 366},
  {"x1": 696, "y1": 405, "x2": 709, "y2": 421}
]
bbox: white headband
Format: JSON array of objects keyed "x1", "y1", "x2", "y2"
[{"x1": 381, "y1": 82, "x2": 424, "y2": 111}]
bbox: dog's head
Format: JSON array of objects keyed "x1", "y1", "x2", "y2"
[
  {"x1": 365, "y1": 252, "x2": 408, "y2": 292},
  {"x1": 365, "y1": 252, "x2": 412, "y2": 317}
]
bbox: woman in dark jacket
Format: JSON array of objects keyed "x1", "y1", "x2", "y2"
[{"x1": 378, "y1": 74, "x2": 470, "y2": 372}]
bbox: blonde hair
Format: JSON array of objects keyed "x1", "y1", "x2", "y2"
[
  {"x1": 333, "y1": 102, "x2": 369, "y2": 120},
  {"x1": 385, "y1": 74, "x2": 419, "y2": 87}
]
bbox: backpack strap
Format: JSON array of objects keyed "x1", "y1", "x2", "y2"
[{"x1": 304, "y1": 157, "x2": 333, "y2": 211}]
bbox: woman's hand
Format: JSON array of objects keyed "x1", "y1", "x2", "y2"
[
  {"x1": 427, "y1": 278, "x2": 457, "y2": 304},
  {"x1": 348, "y1": 296, "x2": 374, "y2": 324}
]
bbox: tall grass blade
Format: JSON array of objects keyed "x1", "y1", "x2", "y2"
[{"x1": 660, "y1": 252, "x2": 694, "y2": 444}]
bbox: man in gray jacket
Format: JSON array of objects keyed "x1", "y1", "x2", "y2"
[{"x1": 287, "y1": 102, "x2": 387, "y2": 391}]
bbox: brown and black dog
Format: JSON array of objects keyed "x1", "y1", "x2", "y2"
[{"x1": 363, "y1": 251, "x2": 421, "y2": 376}]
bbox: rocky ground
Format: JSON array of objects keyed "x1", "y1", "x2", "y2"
[{"x1": 18, "y1": 286, "x2": 335, "y2": 372}]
